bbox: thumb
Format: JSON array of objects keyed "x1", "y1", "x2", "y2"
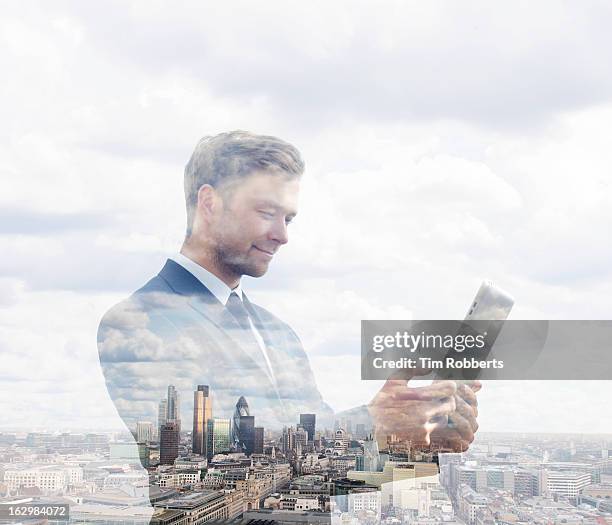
[{"x1": 380, "y1": 378, "x2": 457, "y2": 401}]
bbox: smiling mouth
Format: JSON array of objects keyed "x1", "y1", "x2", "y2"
[{"x1": 253, "y1": 246, "x2": 275, "y2": 257}]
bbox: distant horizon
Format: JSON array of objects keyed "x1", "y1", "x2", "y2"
[{"x1": 2, "y1": 427, "x2": 611, "y2": 441}]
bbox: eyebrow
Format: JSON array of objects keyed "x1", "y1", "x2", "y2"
[{"x1": 255, "y1": 200, "x2": 297, "y2": 216}]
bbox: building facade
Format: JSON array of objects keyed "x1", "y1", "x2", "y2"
[{"x1": 192, "y1": 385, "x2": 212, "y2": 456}]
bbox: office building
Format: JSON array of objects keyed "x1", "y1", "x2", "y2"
[
  {"x1": 334, "y1": 429, "x2": 348, "y2": 455},
  {"x1": 207, "y1": 418, "x2": 231, "y2": 458},
  {"x1": 160, "y1": 421, "x2": 180, "y2": 465},
  {"x1": 137, "y1": 421, "x2": 154, "y2": 444},
  {"x1": 541, "y1": 470, "x2": 591, "y2": 498},
  {"x1": 282, "y1": 426, "x2": 296, "y2": 454},
  {"x1": 238, "y1": 416, "x2": 255, "y2": 455},
  {"x1": 299, "y1": 414, "x2": 316, "y2": 442},
  {"x1": 192, "y1": 385, "x2": 212, "y2": 455},
  {"x1": 154, "y1": 491, "x2": 228, "y2": 522},
  {"x1": 158, "y1": 398, "x2": 168, "y2": 430},
  {"x1": 254, "y1": 427, "x2": 264, "y2": 454},
  {"x1": 232, "y1": 396, "x2": 250, "y2": 447},
  {"x1": 295, "y1": 428, "x2": 308, "y2": 454},
  {"x1": 167, "y1": 385, "x2": 180, "y2": 424}
]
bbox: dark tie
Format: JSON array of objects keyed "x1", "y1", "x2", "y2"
[
  {"x1": 226, "y1": 292, "x2": 279, "y2": 394},
  {"x1": 225, "y1": 292, "x2": 252, "y2": 332}
]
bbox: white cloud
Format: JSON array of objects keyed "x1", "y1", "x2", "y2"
[{"x1": 0, "y1": 1, "x2": 610, "y2": 432}]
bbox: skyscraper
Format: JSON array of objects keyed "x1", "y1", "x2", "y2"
[
  {"x1": 295, "y1": 427, "x2": 308, "y2": 454},
  {"x1": 238, "y1": 416, "x2": 255, "y2": 455},
  {"x1": 167, "y1": 385, "x2": 180, "y2": 425},
  {"x1": 254, "y1": 427, "x2": 264, "y2": 454},
  {"x1": 232, "y1": 396, "x2": 250, "y2": 448},
  {"x1": 160, "y1": 421, "x2": 180, "y2": 465},
  {"x1": 158, "y1": 398, "x2": 168, "y2": 431},
  {"x1": 207, "y1": 418, "x2": 231, "y2": 459},
  {"x1": 299, "y1": 414, "x2": 316, "y2": 442},
  {"x1": 192, "y1": 385, "x2": 212, "y2": 456},
  {"x1": 282, "y1": 426, "x2": 295, "y2": 454}
]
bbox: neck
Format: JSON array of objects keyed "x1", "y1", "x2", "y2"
[{"x1": 180, "y1": 241, "x2": 240, "y2": 289}]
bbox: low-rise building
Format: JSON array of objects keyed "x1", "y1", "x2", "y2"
[
  {"x1": 154, "y1": 491, "x2": 228, "y2": 524},
  {"x1": 4, "y1": 465, "x2": 83, "y2": 495}
]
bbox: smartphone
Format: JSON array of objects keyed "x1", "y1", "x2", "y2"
[
  {"x1": 431, "y1": 280, "x2": 514, "y2": 382},
  {"x1": 465, "y1": 280, "x2": 514, "y2": 322}
]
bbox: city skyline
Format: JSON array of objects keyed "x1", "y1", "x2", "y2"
[
  {"x1": 1, "y1": 2, "x2": 611, "y2": 520},
  {"x1": 1, "y1": 426, "x2": 610, "y2": 523}
]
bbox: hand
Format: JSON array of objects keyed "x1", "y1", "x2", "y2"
[
  {"x1": 429, "y1": 380, "x2": 481, "y2": 452},
  {"x1": 368, "y1": 379, "x2": 458, "y2": 449}
]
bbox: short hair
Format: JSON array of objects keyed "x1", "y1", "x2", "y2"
[{"x1": 184, "y1": 130, "x2": 305, "y2": 236}]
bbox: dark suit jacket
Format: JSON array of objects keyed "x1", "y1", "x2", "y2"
[{"x1": 97, "y1": 259, "x2": 335, "y2": 435}]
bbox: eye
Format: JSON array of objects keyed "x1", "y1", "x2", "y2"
[{"x1": 259, "y1": 210, "x2": 275, "y2": 219}]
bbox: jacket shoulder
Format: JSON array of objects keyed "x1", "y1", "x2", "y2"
[
  {"x1": 249, "y1": 301, "x2": 304, "y2": 349},
  {"x1": 97, "y1": 274, "x2": 184, "y2": 350},
  {"x1": 250, "y1": 301, "x2": 289, "y2": 329}
]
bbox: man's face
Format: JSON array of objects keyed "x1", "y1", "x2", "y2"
[{"x1": 209, "y1": 172, "x2": 300, "y2": 279}]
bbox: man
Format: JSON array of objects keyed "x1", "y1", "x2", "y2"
[{"x1": 97, "y1": 131, "x2": 479, "y2": 511}]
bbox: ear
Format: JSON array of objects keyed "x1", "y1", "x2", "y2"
[{"x1": 196, "y1": 184, "x2": 220, "y2": 220}]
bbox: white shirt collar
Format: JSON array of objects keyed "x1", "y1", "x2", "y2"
[{"x1": 170, "y1": 253, "x2": 242, "y2": 305}]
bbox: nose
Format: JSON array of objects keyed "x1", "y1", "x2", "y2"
[{"x1": 269, "y1": 217, "x2": 289, "y2": 245}]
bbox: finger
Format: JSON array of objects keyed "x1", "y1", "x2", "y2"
[
  {"x1": 425, "y1": 394, "x2": 456, "y2": 422},
  {"x1": 457, "y1": 383, "x2": 478, "y2": 409},
  {"x1": 452, "y1": 379, "x2": 482, "y2": 392},
  {"x1": 375, "y1": 379, "x2": 411, "y2": 404},
  {"x1": 447, "y1": 410, "x2": 476, "y2": 444},
  {"x1": 427, "y1": 414, "x2": 449, "y2": 433},
  {"x1": 379, "y1": 378, "x2": 414, "y2": 397},
  {"x1": 454, "y1": 395, "x2": 479, "y2": 432},
  {"x1": 468, "y1": 380, "x2": 482, "y2": 393},
  {"x1": 394, "y1": 381, "x2": 457, "y2": 402},
  {"x1": 384, "y1": 368, "x2": 418, "y2": 383},
  {"x1": 381, "y1": 378, "x2": 409, "y2": 390}
]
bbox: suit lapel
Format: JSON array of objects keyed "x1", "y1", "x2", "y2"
[
  {"x1": 242, "y1": 295, "x2": 287, "y2": 376},
  {"x1": 242, "y1": 293, "x2": 287, "y2": 410},
  {"x1": 158, "y1": 259, "x2": 277, "y2": 385},
  {"x1": 158, "y1": 259, "x2": 228, "y2": 327}
]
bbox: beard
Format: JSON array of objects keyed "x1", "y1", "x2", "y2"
[{"x1": 212, "y1": 239, "x2": 270, "y2": 279}]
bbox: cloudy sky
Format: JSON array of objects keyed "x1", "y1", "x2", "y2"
[{"x1": 1, "y1": 1, "x2": 611, "y2": 434}]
